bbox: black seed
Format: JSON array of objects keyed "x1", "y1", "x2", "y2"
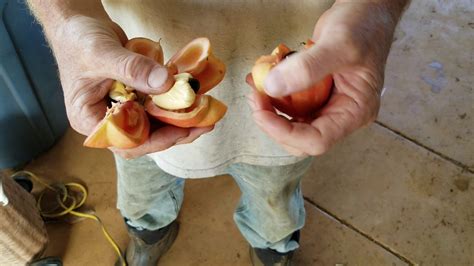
[
  {"x1": 107, "y1": 98, "x2": 115, "y2": 108},
  {"x1": 285, "y1": 51, "x2": 297, "y2": 59},
  {"x1": 189, "y1": 78, "x2": 201, "y2": 93}
]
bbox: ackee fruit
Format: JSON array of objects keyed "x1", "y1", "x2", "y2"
[
  {"x1": 83, "y1": 101, "x2": 150, "y2": 149},
  {"x1": 251, "y1": 40, "x2": 333, "y2": 119},
  {"x1": 147, "y1": 37, "x2": 227, "y2": 127},
  {"x1": 84, "y1": 37, "x2": 227, "y2": 149}
]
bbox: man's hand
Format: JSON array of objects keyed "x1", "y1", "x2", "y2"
[
  {"x1": 28, "y1": 1, "x2": 213, "y2": 159},
  {"x1": 247, "y1": 1, "x2": 409, "y2": 157}
]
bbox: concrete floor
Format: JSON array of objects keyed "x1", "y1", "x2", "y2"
[{"x1": 22, "y1": 0, "x2": 473, "y2": 265}]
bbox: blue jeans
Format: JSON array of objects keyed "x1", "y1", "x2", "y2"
[{"x1": 114, "y1": 154, "x2": 313, "y2": 253}]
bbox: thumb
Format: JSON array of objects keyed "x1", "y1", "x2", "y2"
[
  {"x1": 102, "y1": 46, "x2": 174, "y2": 94},
  {"x1": 264, "y1": 44, "x2": 341, "y2": 97}
]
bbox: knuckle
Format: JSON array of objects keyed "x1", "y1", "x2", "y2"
[
  {"x1": 332, "y1": 26, "x2": 365, "y2": 64},
  {"x1": 307, "y1": 140, "x2": 330, "y2": 156},
  {"x1": 119, "y1": 54, "x2": 145, "y2": 81},
  {"x1": 82, "y1": 38, "x2": 115, "y2": 65}
]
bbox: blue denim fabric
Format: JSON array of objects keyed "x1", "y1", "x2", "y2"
[{"x1": 114, "y1": 154, "x2": 313, "y2": 253}]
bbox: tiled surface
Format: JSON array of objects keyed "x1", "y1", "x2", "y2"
[
  {"x1": 294, "y1": 204, "x2": 407, "y2": 266},
  {"x1": 381, "y1": 0, "x2": 474, "y2": 169},
  {"x1": 303, "y1": 125, "x2": 474, "y2": 265},
  {"x1": 25, "y1": 129, "x2": 406, "y2": 265}
]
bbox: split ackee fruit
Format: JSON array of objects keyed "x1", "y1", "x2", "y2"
[
  {"x1": 83, "y1": 37, "x2": 227, "y2": 149},
  {"x1": 83, "y1": 101, "x2": 150, "y2": 149},
  {"x1": 146, "y1": 37, "x2": 227, "y2": 128},
  {"x1": 251, "y1": 41, "x2": 333, "y2": 119}
]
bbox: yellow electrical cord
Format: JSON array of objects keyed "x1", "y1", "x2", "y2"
[{"x1": 10, "y1": 170, "x2": 126, "y2": 266}]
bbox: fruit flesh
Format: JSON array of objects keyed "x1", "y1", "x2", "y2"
[
  {"x1": 151, "y1": 73, "x2": 197, "y2": 110},
  {"x1": 109, "y1": 81, "x2": 137, "y2": 102}
]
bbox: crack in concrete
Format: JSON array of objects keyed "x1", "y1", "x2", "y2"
[
  {"x1": 303, "y1": 197, "x2": 415, "y2": 265},
  {"x1": 375, "y1": 121, "x2": 473, "y2": 174}
]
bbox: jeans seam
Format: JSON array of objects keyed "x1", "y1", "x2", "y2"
[{"x1": 168, "y1": 190, "x2": 179, "y2": 214}]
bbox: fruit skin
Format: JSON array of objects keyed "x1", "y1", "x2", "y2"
[
  {"x1": 167, "y1": 37, "x2": 211, "y2": 75},
  {"x1": 145, "y1": 95, "x2": 227, "y2": 128},
  {"x1": 84, "y1": 101, "x2": 150, "y2": 149},
  {"x1": 126, "y1": 37, "x2": 164, "y2": 65},
  {"x1": 193, "y1": 54, "x2": 226, "y2": 94},
  {"x1": 166, "y1": 38, "x2": 226, "y2": 94},
  {"x1": 251, "y1": 41, "x2": 333, "y2": 119}
]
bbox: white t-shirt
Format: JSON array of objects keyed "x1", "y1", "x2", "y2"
[{"x1": 103, "y1": 0, "x2": 334, "y2": 178}]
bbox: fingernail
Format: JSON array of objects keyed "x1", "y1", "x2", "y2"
[
  {"x1": 264, "y1": 69, "x2": 287, "y2": 97},
  {"x1": 147, "y1": 66, "x2": 169, "y2": 90}
]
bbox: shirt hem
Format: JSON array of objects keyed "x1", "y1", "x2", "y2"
[{"x1": 149, "y1": 154, "x2": 308, "y2": 179}]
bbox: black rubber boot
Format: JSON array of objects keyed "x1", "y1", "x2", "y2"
[
  {"x1": 249, "y1": 231, "x2": 300, "y2": 266},
  {"x1": 120, "y1": 220, "x2": 179, "y2": 266}
]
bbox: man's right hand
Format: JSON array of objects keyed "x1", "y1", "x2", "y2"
[{"x1": 35, "y1": 11, "x2": 213, "y2": 158}]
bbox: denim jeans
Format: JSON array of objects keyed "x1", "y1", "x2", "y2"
[{"x1": 114, "y1": 154, "x2": 313, "y2": 253}]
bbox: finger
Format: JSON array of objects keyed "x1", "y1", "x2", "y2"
[
  {"x1": 85, "y1": 79, "x2": 114, "y2": 113},
  {"x1": 309, "y1": 93, "x2": 371, "y2": 148},
  {"x1": 281, "y1": 144, "x2": 308, "y2": 157},
  {"x1": 67, "y1": 79, "x2": 113, "y2": 135},
  {"x1": 98, "y1": 46, "x2": 174, "y2": 95},
  {"x1": 176, "y1": 126, "x2": 215, "y2": 145},
  {"x1": 246, "y1": 90, "x2": 275, "y2": 113},
  {"x1": 252, "y1": 110, "x2": 330, "y2": 156},
  {"x1": 264, "y1": 43, "x2": 341, "y2": 97},
  {"x1": 248, "y1": 80, "x2": 320, "y2": 155},
  {"x1": 111, "y1": 126, "x2": 190, "y2": 159}
]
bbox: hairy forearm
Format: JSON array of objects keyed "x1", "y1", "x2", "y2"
[{"x1": 27, "y1": 0, "x2": 109, "y2": 39}]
